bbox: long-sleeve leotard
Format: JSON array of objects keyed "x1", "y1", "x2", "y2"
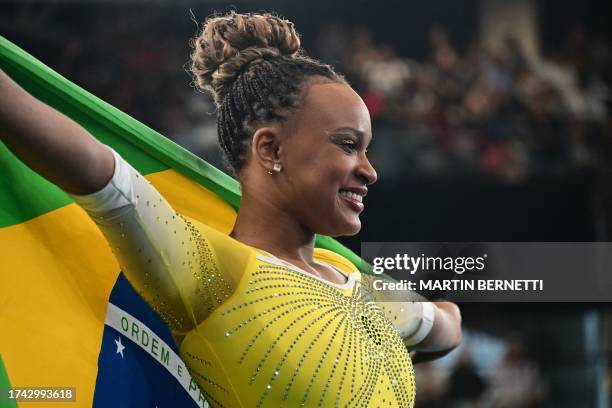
[{"x1": 70, "y1": 146, "x2": 419, "y2": 407}]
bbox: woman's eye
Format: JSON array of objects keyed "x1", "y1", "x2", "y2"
[{"x1": 340, "y1": 139, "x2": 357, "y2": 150}]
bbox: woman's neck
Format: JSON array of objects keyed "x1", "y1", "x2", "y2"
[{"x1": 230, "y1": 193, "x2": 316, "y2": 264}]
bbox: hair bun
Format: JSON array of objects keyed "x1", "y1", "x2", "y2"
[{"x1": 190, "y1": 11, "x2": 301, "y2": 104}]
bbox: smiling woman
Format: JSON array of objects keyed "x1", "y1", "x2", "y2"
[
  {"x1": 0, "y1": 10, "x2": 461, "y2": 407},
  {"x1": 238, "y1": 81, "x2": 377, "y2": 241}
]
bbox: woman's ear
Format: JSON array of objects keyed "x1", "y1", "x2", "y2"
[{"x1": 251, "y1": 127, "x2": 281, "y2": 172}]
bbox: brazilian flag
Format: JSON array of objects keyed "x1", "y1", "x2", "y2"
[{"x1": 0, "y1": 36, "x2": 370, "y2": 407}]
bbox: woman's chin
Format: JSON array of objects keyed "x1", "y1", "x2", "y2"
[
  {"x1": 314, "y1": 210, "x2": 362, "y2": 236},
  {"x1": 330, "y1": 218, "x2": 362, "y2": 237}
]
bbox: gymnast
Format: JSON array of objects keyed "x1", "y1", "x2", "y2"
[{"x1": 0, "y1": 11, "x2": 461, "y2": 407}]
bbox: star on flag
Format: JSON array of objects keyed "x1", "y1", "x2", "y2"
[{"x1": 115, "y1": 337, "x2": 125, "y2": 358}]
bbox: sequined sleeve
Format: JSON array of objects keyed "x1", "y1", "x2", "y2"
[
  {"x1": 361, "y1": 273, "x2": 428, "y2": 341},
  {"x1": 69, "y1": 147, "x2": 235, "y2": 335}
]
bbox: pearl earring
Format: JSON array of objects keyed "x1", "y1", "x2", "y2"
[{"x1": 272, "y1": 163, "x2": 282, "y2": 173}]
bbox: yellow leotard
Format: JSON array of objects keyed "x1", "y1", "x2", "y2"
[{"x1": 71, "y1": 148, "x2": 416, "y2": 407}]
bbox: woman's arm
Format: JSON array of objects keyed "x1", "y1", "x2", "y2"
[
  {"x1": 0, "y1": 68, "x2": 233, "y2": 338},
  {"x1": 413, "y1": 301, "x2": 462, "y2": 352},
  {"x1": 408, "y1": 301, "x2": 462, "y2": 364},
  {"x1": 0, "y1": 68, "x2": 113, "y2": 194},
  {"x1": 361, "y1": 274, "x2": 462, "y2": 358},
  {"x1": 68, "y1": 149, "x2": 232, "y2": 336}
]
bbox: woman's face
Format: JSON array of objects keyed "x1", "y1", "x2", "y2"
[{"x1": 277, "y1": 81, "x2": 378, "y2": 236}]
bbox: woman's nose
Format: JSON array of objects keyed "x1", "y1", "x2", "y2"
[{"x1": 357, "y1": 153, "x2": 378, "y2": 185}]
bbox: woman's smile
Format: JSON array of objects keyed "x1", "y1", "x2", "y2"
[{"x1": 339, "y1": 187, "x2": 366, "y2": 213}]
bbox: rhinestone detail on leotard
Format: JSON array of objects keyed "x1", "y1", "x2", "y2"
[{"x1": 221, "y1": 264, "x2": 416, "y2": 407}]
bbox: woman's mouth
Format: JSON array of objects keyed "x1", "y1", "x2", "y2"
[{"x1": 339, "y1": 189, "x2": 365, "y2": 213}]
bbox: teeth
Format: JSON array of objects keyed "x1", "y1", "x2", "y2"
[{"x1": 340, "y1": 190, "x2": 363, "y2": 203}]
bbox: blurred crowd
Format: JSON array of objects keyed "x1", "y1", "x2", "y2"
[
  {"x1": 414, "y1": 336, "x2": 546, "y2": 408},
  {"x1": 31, "y1": 7, "x2": 612, "y2": 182},
  {"x1": 314, "y1": 23, "x2": 612, "y2": 182}
]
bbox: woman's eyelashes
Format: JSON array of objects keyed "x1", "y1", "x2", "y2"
[
  {"x1": 340, "y1": 139, "x2": 357, "y2": 151},
  {"x1": 334, "y1": 136, "x2": 360, "y2": 152},
  {"x1": 331, "y1": 132, "x2": 371, "y2": 154},
  {"x1": 340, "y1": 140, "x2": 371, "y2": 155}
]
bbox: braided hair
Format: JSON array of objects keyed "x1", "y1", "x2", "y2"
[{"x1": 189, "y1": 11, "x2": 346, "y2": 175}]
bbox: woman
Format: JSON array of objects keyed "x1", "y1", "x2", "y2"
[{"x1": 0, "y1": 11, "x2": 461, "y2": 407}]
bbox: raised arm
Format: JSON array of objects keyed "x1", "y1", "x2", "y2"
[
  {"x1": 0, "y1": 68, "x2": 234, "y2": 340},
  {"x1": 0, "y1": 68, "x2": 113, "y2": 194}
]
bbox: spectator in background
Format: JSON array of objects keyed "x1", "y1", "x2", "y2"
[
  {"x1": 446, "y1": 348, "x2": 487, "y2": 408},
  {"x1": 484, "y1": 338, "x2": 546, "y2": 407}
]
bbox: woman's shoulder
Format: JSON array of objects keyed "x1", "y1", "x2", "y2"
[{"x1": 313, "y1": 247, "x2": 360, "y2": 275}]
